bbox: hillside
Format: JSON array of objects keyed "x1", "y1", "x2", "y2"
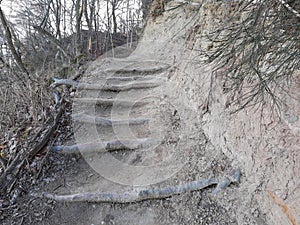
[{"x1": 0, "y1": 0, "x2": 299, "y2": 224}]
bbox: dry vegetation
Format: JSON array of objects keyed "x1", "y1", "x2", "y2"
[
  {"x1": 207, "y1": 0, "x2": 300, "y2": 112},
  {"x1": 0, "y1": 0, "x2": 150, "y2": 197}
]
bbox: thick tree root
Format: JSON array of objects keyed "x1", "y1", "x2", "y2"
[
  {"x1": 78, "y1": 81, "x2": 161, "y2": 91},
  {"x1": 103, "y1": 65, "x2": 171, "y2": 75},
  {"x1": 52, "y1": 138, "x2": 155, "y2": 153},
  {"x1": 51, "y1": 78, "x2": 161, "y2": 91},
  {"x1": 107, "y1": 76, "x2": 157, "y2": 82},
  {"x1": 31, "y1": 169, "x2": 241, "y2": 203},
  {"x1": 73, "y1": 98, "x2": 150, "y2": 106},
  {"x1": 51, "y1": 78, "x2": 79, "y2": 88},
  {"x1": 72, "y1": 113, "x2": 151, "y2": 126}
]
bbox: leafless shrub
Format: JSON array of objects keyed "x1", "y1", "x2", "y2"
[
  {"x1": 0, "y1": 7, "x2": 52, "y2": 141},
  {"x1": 207, "y1": 0, "x2": 300, "y2": 112},
  {"x1": 0, "y1": 0, "x2": 150, "y2": 143}
]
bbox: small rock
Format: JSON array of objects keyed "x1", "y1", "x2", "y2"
[{"x1": 34, "y1": 212, "x2": 41, "y2": 217}]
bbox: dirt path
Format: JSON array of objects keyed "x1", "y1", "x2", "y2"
[
  {"x1": 0, "y1": 1, "x2": 271, "y2": 224},
  {"x1": 20, "y1": 53, "x2": 263, "y2": 224}
]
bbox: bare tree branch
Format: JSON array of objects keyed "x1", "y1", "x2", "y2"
[
  {"x1": 207, "y1": 0, "x2": 300, "y2": 112},
  {"x1": 0, "y1": 7, "x2": 30, "y2": 79},
  {"x1": 277, "y1": 0, "x2": 300, "y2": 18},
  {"x1": 33, "y1": 25, "x2": 71, "y2": 59}
]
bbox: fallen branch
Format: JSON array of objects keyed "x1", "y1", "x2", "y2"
[
  {"x1": 277, "y1": 0, "x2": 300, "y2": 18},
  {"x1": 0, "y1": 105, "x2": 64, "y2": 194},
  {"x1": 32, "y1": 169, "x2": 241, "y2": 203}
]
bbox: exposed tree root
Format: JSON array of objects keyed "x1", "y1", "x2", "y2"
[
  {"x1": 79, "y1": 81, "x2": 161, "y2": 91},
  {"x1": 107, "y1": 76, "x2": 157, "y2": 82},
  {"x1": 32, "y1": 169, "x2": 241, "y2": 203},
  {"x1": 72, "y1": 113, "x2": 151, "y2": 126},
  {"x1": 73, "y1": 97, "x2": 150, "y2": 107},
  {"x1": 51, "y1": 78, "x2": 79, "y2": 88},
  {"x1": 103, "y1": 65, "x2": 171, "y2": 75},
  {"x1": 52, "y1": 138, "x2": 155, "y2": 153},
  {"x1": 51, "y1": 78, "x2": 161, "y2": 91}
]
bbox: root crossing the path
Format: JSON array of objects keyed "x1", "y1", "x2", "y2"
[{"x1": 32, "y1": 169, "x2": 241, "y2": 203}]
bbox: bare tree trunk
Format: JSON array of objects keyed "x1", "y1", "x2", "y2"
[
  {"x1": 111, "y1": 0, "x2": 118, "y2": 34},
  {"x1": 94, "y1": 0, "x2": 101, "y2": 55},
  {"x1": 141, "y1": 0, "x2": 151, "y2": 20},
  {"x1": 83, "y1": 0, "x2": 93, "y2": 54},
  {"x1": 106, "y1": 0, "x2": 110, "y2": 31},
  {"x1": 75, "y1": 0, "x2": 83, "y2": 55},
  {"x1": 54, "y1": 0, "x2": 62, "y2": 39},
  {"x1": 89, "y1": 0, "x2": 96, "y2": 55},
  {"x1": 39, "y1": 0, "x2": 52, "y2": 29}
]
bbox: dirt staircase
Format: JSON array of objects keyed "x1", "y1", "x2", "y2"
[
  {"x1": 30, "y1": 1, "x2": 263, "y2": 224},
  {"x1": 37, "y1": 16, "x2": 243, "y2": 196},
  {"x1": 40, "y1": 53, "x2": 242, "y2": 206},
  {"x1": 53, "y1": 55, "x2": 196, "y2": 188}
]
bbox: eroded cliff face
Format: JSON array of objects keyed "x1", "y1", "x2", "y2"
[
  {"x1": 200, "y1": 73, "x2": 300, "y2": 225},
  {"x1": 141, "y1": 1, "x2": 300, "y2": 224}
]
